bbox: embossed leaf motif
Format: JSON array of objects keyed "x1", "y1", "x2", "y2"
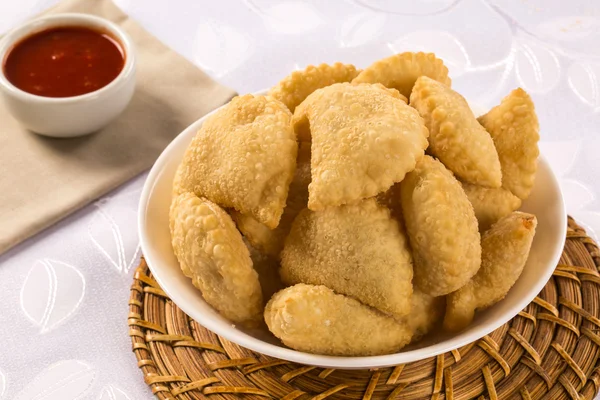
[
  {"x1": 389, "y1": 30, "x2": 470, "y2": 77},
  {"x1": 246, "y1": 0, "x2": 322, "y2": 34},
  {"x1": 560, "y1": 179, "x2": 595, "y2": 213},
  {"x1": 338, "y1": 13, "x2": 386, "y2": 48},
  {"x1": 21, "y1": 259, "x2": 85, "y2": 334},
  {"x1": 560, "y1": 177, "x2": 600, "y2": 241},
  {"x1": 539, "y1": 140, "x2": 582, "y2": 177},
  {"x1": 515, "y1": 36, "x2": 561, "y2": 94},
  {"x1": 351, "y1": 0, "x2": 461, "y2": 15},
  {"x1": 565, "y1": 137, "x2": 600, "y2": 241},
  {"x1": 97, "y1": 385, "x2": 131, "y2": 400},
  {"x1": 568, "y1": 62, "x2": 600, "y2": 111},
  {"x1": 487, "y1": 1, "x2": 600, "y2": 57},
  {"x1": 536, "y1": 16, "x2": 599, "y2": 42},
  {"x1": 89, "y1": 190, "x2": 140, "y2": 274},
  {"x1": 193, "y1": 20, "x2": 252, "y2": 78},
  {"x1": 14, "y1": 360, "x2": 95, "y2": 400}
]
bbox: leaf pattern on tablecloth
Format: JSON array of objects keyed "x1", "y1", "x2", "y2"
[
  {"x1": 514, "y1": 35, "x2": 561, "y2": 94},
  {"x1": 245, "y1": 0, "x2": 323, "y2": 34},
  {"x1": 539, "y1": 140, "x2": 598, "y2": 240},
  {"x1": 97, "y1": 385, "x2": 131, "y2": 400},
  {"x1": 338, "y1": 12, "x2": 386, "y2": 48},
  {"x1": 20, "y1": 259, "x2": 85, "y2": 334},
  {"x1": 388, "y1": 30, "x2": 470, "y2": 77},
  {"x1": 89, "y1": 189, "x2": 140, "y2": 274},
  {"x1": 351, "y1": 0, "x2": 462, "y2": 15},
  {"x1": 540, "y1": 140, "x2": 582, "y2": 177},
  {"x1": 13, "y1": 360, "x2": 95, "y2": 400},
  {"x1": 535, "y1": 16, "x2": 600, "y2": 43},
  {"x1": 485, "y1": 0, "x2": 600, "y2": 59},
  {"x1": 193, "y1": 19, "x2": 253, "y2": 78},
  {"x1": 560, "y1": 179, "x2": 595, "y2": 212},
  {"x1": 568, "y1": 61, "x2": 600, "y2": 111},
  {"x1": 562, "y1": 176, "x2": 600, "y2": 241}
]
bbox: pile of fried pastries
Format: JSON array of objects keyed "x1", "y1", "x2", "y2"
[{"x1": 170, "y1": 52, "x2": 540, "y2": 357}]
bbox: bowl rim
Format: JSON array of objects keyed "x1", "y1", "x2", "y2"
[
  {"x1": 0, "y1": 13, "x2": 135, "y2": 104},
  {"x1": 138, "y1": 90, "x2": 567, "y2": 368}
]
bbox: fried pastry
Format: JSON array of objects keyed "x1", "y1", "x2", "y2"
[
  {"x1": 178, "y1": 94, "x2": 297, "y2": 228},
  {"x1": 268, "y1": 62, "x2": 360, "y2": 112},
  {"x1": 281, "y1": 198, "x2": 413, "y2": 317},
  {"x1": 410, "y1": 76, "x2": 502, "y2": 188},
  {"x1": 231, "y1": 141, "x2": 311, "y2": 257},
  {"x1": 292, "y1": 83, "x2": 407, "y2": 143},
  {"x1": 169, "y1": 192, "x2": 262, "y2": 323},
  {"x1": 264, "y1": 284, "x2": 413, "y2": 356},
  {"x1": 406, "y1": 290, "x2": 445, "y2": 341},
  {"x1": 352, "y1": 52, "x2": 451, "y2": 98},
  {"x1": 168, "y1": 54, "x2": 543, "y2": 345},
  {"x1": 400, "y1": 155, "x2": 481, "y2": 296},
  {"x1": 444, "y1": 212, "x2": 537, "y2": 332},
  {"x1": 478, "y1": 88, "x2": 540, "y2": 200},
  {"x1": 293, "y1": 83, "x2": 428, "y2": 210},
  {"x1": 231, "y1": 211, "x2": 280, "y2": 257},
  {"x1": 462, "y1": 182, "x2": 522, "y2": 232},
  {"x1": 172, "y1": 162, "x2": 185, "y2": 197}
]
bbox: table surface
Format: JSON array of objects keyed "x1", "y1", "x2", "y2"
[{"x1": 1, "y1": 0, "x2": 600, "y2": 399}]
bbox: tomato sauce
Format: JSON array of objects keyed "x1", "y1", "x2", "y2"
[{"x1": 3, "y1": 26, "x2": 124, "y2": 98}]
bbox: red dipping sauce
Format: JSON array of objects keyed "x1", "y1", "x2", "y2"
[{"x1": 3, "y1": 26, "x2": 124, "y2": 98}]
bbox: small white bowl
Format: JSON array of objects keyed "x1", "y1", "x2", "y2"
[
  {"x1": 0, "y1": 13, "x2": 136, "y2": 137},
  {"x1": 139, "y1": 92, "x2": 566, "y2": 369}
]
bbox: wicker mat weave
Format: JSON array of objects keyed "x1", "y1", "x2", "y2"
[{"x1": 128, "y1": 216, "x2": 600, "y2": 400}]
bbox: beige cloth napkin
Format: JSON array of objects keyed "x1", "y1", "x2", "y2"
[{"x1": 0, "y1": 0, "x2": 236, "y2": 254}]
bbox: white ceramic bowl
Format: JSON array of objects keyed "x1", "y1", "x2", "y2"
[
  {"x1": 0, "y1": 13, "x2": 136, "y2": 137},
  {"x1": 139, "y1": 92, "x2": 566, "y2": 369}
]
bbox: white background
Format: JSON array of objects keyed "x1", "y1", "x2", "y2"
[{"x1": 1, "y1": 0, "x2": 600, "y2": 399}]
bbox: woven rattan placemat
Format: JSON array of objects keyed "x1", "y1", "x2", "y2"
[{"x1": 128, "y1": 216, "x2": 600, "y2": 399}]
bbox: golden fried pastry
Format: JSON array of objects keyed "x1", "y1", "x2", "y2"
[
  {"x1": 292, "y1": 83, "x2": 406, "y2": 143},
  {"x1": 170, "y1": 192, "x2": 262, "y2": 323},
  {"x1": 410, "y1": 76, "x2": 502, "y2": 188},
  {"x1": 178, "y1": 94, "x2": 297, "y2": 228},
  {"x1": 264, "y1": 284, "x2": 413, "y2": 356},
  {"x1": 444, "y1": 212, "x2": 537, "y2": 332},
  {"x1": 231, "y1": 142, "x2": 311, "y2": 257},
  {"x1": 406, "y1": 290, "x2": 445, "y2": 341},
  {"x1": 352, "y1": 52, "x2": 451, "y2": 99},
  {"x1": 231, "y1": 211, "x2": 280, "y2": 257},
  {"x1": 169, "y1": 54, "x2": 544, "y2": 346},
  {"x1": 293, "y1": 83, "x2": 428, "y2": 210},
  {"x1": 293, "y1": 83, "x2": 407, "y2": 142},
  {"x1": 462, "y1": 182, "x2": 522, "y2": 232},
  {"x1": 478, "y1": 88, "x2": 540, "y2": 200},
  {"x1": 281, "y1": 198, "x2": 413, "y2": 317},
  {"x1": 172, "y1": 162, "x2": 185, "y2": 197},
  {"x1": 268, "y1": 62, "x2": 360, "y2": 112},
  {"x1": 400, "y1": 156, "x2": 481, "y2": 296}
]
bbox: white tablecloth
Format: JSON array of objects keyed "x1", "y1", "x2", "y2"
[{"x1": 1, "y1": 0, "x2": 599, "y2": 398}]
